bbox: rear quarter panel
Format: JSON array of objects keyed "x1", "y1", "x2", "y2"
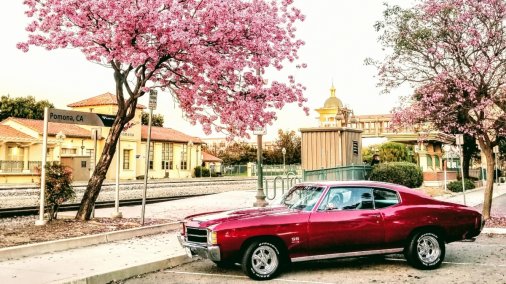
[{"x1": 383, "y1": 192, "x2": 481, "y2": 245}]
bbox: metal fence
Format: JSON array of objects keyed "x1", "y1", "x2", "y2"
[
  {"x1": 252, "y1": 164, "x2": 302, "y2": 177},
  {"x1": 303, "y1": 165, "x2": 372, "y2": 182},
  {"x1": 221, "y1": 165, "x2": 249, "y2": 176},
  {"x1": 0, "y1": 160, "x2": 42, "y2": 173}
]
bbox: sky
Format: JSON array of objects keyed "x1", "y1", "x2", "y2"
[{"x1": 0, "y1": 0, "x2": 415, "y2": 141}]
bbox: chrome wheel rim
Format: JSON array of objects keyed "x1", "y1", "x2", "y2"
[
  {"x1": 417, "y1": 235, "x2": 440, "y2": 264},
  {"x1": 251, "y1": 245, "x2": 278, "y2": 275}
]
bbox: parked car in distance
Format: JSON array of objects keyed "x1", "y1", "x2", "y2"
[{"x1": 178, "y1": 181, "x2": 484, "y2": 280}]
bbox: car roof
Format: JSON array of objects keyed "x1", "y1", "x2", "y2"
[{"x1": 296, "y1": 180, "x2": 416, "y2": 194}]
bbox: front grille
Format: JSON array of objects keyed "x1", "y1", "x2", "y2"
[{"x1": 186, "y1": 227, "x2": 208, "y2": 244}]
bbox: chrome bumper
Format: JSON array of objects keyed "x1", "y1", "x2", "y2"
[{"x1": 177, "y1": 234, "x2": 221, "y2": 261}]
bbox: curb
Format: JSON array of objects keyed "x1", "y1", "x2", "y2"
[
  {"x1": 0, "y1": 222, "x2": 180, "y2": 261},
  {"x1": 64, "y1": 254, "x2": 193, "y2": 284},
  {"x1": 482, "y1": 228, "x2": 506, "y2": 235}
]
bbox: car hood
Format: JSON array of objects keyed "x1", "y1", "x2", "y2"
[{"x1": 186, "y1": 206, "x2": 293, "y2": 228}]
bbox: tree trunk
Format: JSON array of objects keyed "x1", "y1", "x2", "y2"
[
  {"x1": 75, "y1": 116, "x2": 131, "y2": 220},
  {"x1": 479, "y1": 140, "x2": 494, "y2": 220}
]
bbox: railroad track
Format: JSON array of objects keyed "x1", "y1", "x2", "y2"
[
  {"x1": 0, "y1": 177, "x2": 257, "y2": 191},
  {"x1": 0, "y1": 194, "x2": 209, "y2": 218}
]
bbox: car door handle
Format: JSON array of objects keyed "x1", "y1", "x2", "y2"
[
  {"x1": 363, "y1": 213, "x2": 382, "y2": 223},
  {"x1": 363, "y1": 213, "x2": 381, "y2": 218}
]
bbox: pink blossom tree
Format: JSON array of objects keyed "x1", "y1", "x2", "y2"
[
  {"x1": 370, "y1": 0, "x2": 506, "y2": 219},
  {"x1": 19, "y1": 0, "x2": 307, "y2": 220}
]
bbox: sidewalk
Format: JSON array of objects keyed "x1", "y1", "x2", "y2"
[
  {"x1": 1, "y1": 186, "x2": 505, "y2": 284},
  {"x1": 435, "y1": 183, "x2": 506, "y2": 207}
]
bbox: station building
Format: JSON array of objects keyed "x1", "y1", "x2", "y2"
[{"x1": 0, "y1": 92, "x2": 210, "y2": 183}]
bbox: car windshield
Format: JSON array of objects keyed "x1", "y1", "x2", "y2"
[{"x1": 280, "y1": 185, "x2": 325, "y2": 211}]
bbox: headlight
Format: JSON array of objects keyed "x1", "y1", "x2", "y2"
[{"x1": 208, "y1": 230, "x2": 218, "y2": 245}]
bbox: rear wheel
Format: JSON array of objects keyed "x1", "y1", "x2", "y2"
[
  {"x1": 405, "y1": 231, "x2": 445, "y2": 269},
  {"x1": 241, "y1": 240, "x2": 283, "y2": 280}
]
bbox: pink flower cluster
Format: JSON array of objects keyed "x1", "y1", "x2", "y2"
[
  {"x1": 375, "y1": 0, "x2": 506, "y2": 140},
  {"x1": 19, "y1": 0, "x2": 307, "y2": 138}
]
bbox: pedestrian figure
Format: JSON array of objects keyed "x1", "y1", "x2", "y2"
[{"x1": 371, "y1": 154, "x2": 380, "y2": 166}]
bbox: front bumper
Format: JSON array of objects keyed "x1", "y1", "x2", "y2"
[{"x1": 177, "y1": 234, "x2": 221, "y2": 261}]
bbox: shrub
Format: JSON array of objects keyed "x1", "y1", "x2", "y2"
[
  {"x1": 446, "y1": 179, "x2": 476, "y2": 193},
  {"x1": 37, "y1": 162, "x2": 75, "y2": 221},
  {"x1": 194, "y1": 166, "x2": 210, "y2": 177},
  {"x1": 369, "y1": 162, "x2": 423, "y2": 188}
]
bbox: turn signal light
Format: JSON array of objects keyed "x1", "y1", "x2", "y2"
[{"x1": 208, "y1": 230, "x2": 218, "y2": 245}]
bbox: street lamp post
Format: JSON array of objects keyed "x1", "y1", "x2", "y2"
[
  {"x1": 282, "y1": 147, "x2": 286, "y2": 175},
  {"x1": 253, "y1": 127, "x2": 268, "y2": 207}
]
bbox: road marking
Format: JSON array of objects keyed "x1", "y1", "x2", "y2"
[
  {"x1": 164, "y1": 271, "x2": 337, "y2": 284},
  {"x1": 385, "y1": 258, "x2": 506, "y2": 267}
]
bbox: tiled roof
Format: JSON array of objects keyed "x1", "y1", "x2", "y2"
[
  {"x1": 67, "y1": 92, "x2": 145, "y2": 109},
  {"x1": 4, "y1": 117, "x2": 92, "y2": 138},
  {"x1": 0, "y1": 125, "x2": 36, "y2": 140},
  {"x1": 141, "y1": 125, "x2": 202, "y2": 144},
  {"x1": 202, "y1": 151, "x2": 222, "y2": 162}
]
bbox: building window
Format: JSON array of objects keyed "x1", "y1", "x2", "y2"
[
  {"x1": 162, "y1": 142, "x2": 173, "y2": 170},
  {"x1": 81, "y1": 161, "x2": 87, "y2": 168},
  {"x1": 180, "y1": 144, "x2": 188, "y2": 170},
  {"x1": 123, "y1": 149, "x2": 131, "y2": 170},
  {"x1": 7, "y1": 146, "x2": 24, "y2": 161},
  {"x1": 86, "y1": 149, "x2": 93, "y2": 157},
  {"x1": 61, "y1": 148, "x2": 77, "y2": 155},
  {"x1": 149, "y1": 142, "x2": 154, "y2": 170}
]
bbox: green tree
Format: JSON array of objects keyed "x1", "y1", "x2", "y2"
[
  {"x1": 0, "y1": 95, "x2": 54, "y2": 121},
  {"x1": 218, "y1": 142, "x2": 257, "y2": 165},
  {"x1": 264, "y1": 129, "x2": 301, "y2": 165},
  {"x1": 379, "y1": 142, "x2": 413, "y2": 163},
  {"x1": 141, "y1": 112, "x2": 164, "y2": 127},
  {"x1": 363, "y1": 142, "x2": 414, "y2": 164}
]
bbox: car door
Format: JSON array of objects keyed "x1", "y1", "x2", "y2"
[{"x1": 307, "y1": 187, "x2": 385, "y2": 255}]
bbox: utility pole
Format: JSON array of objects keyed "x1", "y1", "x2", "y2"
[{"x1": 141, "y1": 90, "x2": 157, "y2": 225}]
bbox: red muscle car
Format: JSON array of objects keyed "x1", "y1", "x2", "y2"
[{"x1": 177, "y1": 181, "x2": 484, "y2": 280}]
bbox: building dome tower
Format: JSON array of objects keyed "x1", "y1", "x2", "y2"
[{"x1": 316, "y1": 83, "x2": 345, "y2": 127}]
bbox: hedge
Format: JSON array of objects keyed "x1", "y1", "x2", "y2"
[
  {"x1": 446, "y1": 179, "x2": 476, "y2": 193},
  {"x1": 369, "y1": 162, "x2": 423, "y2": 188}
]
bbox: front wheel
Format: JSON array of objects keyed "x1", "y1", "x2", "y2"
[
  {"x1": 241, "y1": 240, "x2": 283, "y2": 280},
  {"x1": 405, "y1": 231, "x2": 445, "y2": 270}
]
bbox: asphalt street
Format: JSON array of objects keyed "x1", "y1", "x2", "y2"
[{"x1": 123, "y1": 234, "x2": 506, "y2": 284}]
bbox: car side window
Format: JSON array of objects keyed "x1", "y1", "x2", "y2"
[
  {"x1": 318, "y1": 187, "x2": 373, "y2": 211},
  {"x1": 373, "y1": 188, "x2": 399, "y2": 209}
]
